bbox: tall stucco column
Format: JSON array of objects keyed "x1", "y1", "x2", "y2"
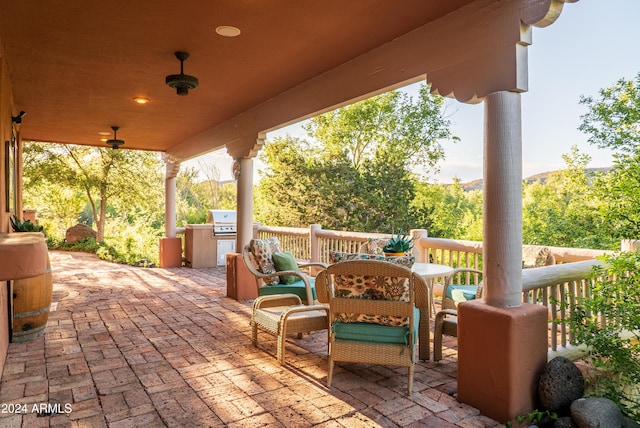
[
  {"x1": 165, "y1": 159, "x2": 179, "y2": 238},
  {"x1": 483, "y1": 91, "x2": 524, "y2": 308},
  {"x1": 457, "y1": 91, "x2": 548, "y2": 423},
  {"x1": 235, "y1": 157, "x2": 254, "y2": 252},
  {"x1": 225, "y1": 156, "x2": 259, "y2": 300},
  {"x1": 159, "y1": 157, "x2": 182, "y2": 267}
]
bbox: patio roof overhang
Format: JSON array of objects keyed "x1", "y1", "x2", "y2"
[{"x1": 0, "y1": 0, "x2": 571, "y2": 161}]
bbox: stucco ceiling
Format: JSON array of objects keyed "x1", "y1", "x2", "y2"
[{"x1": 0, "y1": 1, "x2": 482, "y2": 159}]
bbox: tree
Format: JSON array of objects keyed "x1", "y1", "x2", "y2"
[
  {"x1": 304, "y1": 84, "x2": 454, "y2": 176},
  {"x1": 23, "y1": 142, "x2": 164, "y2": 242},
  {"x1": 522, "y1": 146, "x2": 612, "y2": 249},
  {"x1": 579, "y1": 73, "x2": 640, "y2": 241},
  {"x1": 591, "y1": 152, "x2": 640, "y2": 240},
  {"x1": 411, "y1": 181, "x2": 483, "y2": 240},
  {"x1": 255, "y1": 84, "x2": 457, "y2": 232},
  {"x1": 579, "y1": 72, "x2": 640, "y2": 154}
]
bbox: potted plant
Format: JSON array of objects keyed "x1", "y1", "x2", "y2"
[
  {"x1": 383, "y1": 230, "x2": 414, "y2": 256},
  {"x1": 10, "y1": 215, "x2": 44, "y2": 233}
]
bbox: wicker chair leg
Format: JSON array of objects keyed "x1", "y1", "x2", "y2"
[
  {"x1": 327, "y1": 358, "x2": 334, "y2": 387},
  {"x1": 277, "y1": 324, "x2": 288, "y2": 365},
  {"x1": 418, "y1": 311, "x2": 430, "y2": 361},
  {"x1": 251, "y1": 322, "x2": 259, "y2": 347},
  {"x1": 434, "y1": 312, "x2": 444, "y2": 362},
  {"x1": 408, "y1": 365, "x2": 414, "y2": 394}
]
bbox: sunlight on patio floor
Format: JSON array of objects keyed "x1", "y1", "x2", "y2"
[{"x1": 0, "y1": 251, "x2": 501, "y2": 427}]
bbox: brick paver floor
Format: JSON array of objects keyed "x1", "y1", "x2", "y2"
[{"x1": 0, "y1": 251, "x2": 501, "y2": 427}]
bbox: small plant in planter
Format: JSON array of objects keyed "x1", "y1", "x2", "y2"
[
  {"x1": 10, "y1": 215, "x2": 44, "y2": 233},
  {"x1": 383, "y1": 230, "x2": 414, "y2": 255}
]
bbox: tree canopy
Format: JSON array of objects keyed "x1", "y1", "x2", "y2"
[
  {"x1": 579, "y1": 72, "x2": 640, "y2": 154},
  {"x1": 23, "y1": 142, "x2": 164, "y2": 243},
  {"x1": 255, "y1": 83, "x2": 458, "y2": 233}
]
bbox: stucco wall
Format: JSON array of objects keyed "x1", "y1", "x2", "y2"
[{"x1": 0, "y1": 39, "x2": 17, "y2": 375}]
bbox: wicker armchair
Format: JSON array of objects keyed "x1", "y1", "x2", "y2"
[
  {"x1": 242, "y1": 239, "x2": 329, "y2": 364},
  {"x1": 434, "y1": 275, "x2": 483, "y2": 362},
  {"x1": 441, "y1": 268, "x2": 483, "y2": 311},
  {"x1": 242, "y1": 239, "x2": 326, "y2": 304},
  {"x1": 315, "y1": 259, "x2": 429, "y2": 394}
]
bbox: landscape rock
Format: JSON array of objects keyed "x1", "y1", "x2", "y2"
[
  {"x1": 538, "y1": 356, "x2": 585, "y2": 414},
  {"x1": 570, "y1": 397, "x2": 622, "y2": 428},
  {"x1": 65, "y1": 223, "x2": 97, "y2": 243},
  {"x1": 554, "y1": 416, "x2": 578, "y2": 428},
  {"x1": 622, "y1": 416, "x2": 640, "y2": 428}
]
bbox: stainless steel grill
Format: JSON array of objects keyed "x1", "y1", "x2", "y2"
[{"x1": 206, "y1": 210, "x2": 237, "y2": 235}]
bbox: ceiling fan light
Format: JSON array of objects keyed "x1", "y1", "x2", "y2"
[
  {"x1": 165, "y1": 73, "x2": 199, "y2": 96},
  {"x1": 106, "y1": 126, "x2": 125, "y2": 149},
  {"x1": 165, "y1": 51, "x2": 199, "y2": 96}
]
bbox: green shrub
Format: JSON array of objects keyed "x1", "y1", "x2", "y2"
[{"x1": 569, "y1": 251, "x2": 640, "y2": 421}]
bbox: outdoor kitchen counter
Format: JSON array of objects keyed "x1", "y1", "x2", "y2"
[{"x1": 0, "y1": 232, "x2": 48, "y2": 281}]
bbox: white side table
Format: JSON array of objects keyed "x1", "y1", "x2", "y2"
[{"x1": 412, "y1": 262, "x2": 454, "y2": 319}]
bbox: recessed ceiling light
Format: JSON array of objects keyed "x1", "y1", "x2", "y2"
[
  {"x1": 100, "y1": 138, "x2": 108, "y2": 142},
  {"x1": 215, "y1": 25, "x2": 241, "y2": 37},
  {"x1": 98, "y1": 131, "x2": 111, "y2": 136},
  {"x1": 133, "y1": 97, "x2": 150, "y2": 104}
]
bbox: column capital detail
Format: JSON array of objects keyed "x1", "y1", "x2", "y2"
[{"x1": 425, "y1": 0, "x2": 576, "y2": 104}]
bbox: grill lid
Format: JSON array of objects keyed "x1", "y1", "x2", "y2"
[{"x1": 206, "y1": 210, "x2": 237, "y2": 225}]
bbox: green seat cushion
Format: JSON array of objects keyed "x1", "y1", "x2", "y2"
[
  {"x1": 259, "y1": 278, "x2": 317, "y2": 302},
  {"x1": 445, "y1": 285, "x2": 478, "y2": 302},
  {"x1": 271, "y1": 251, "x2": 300, "y2": 284},
  {"x1": 333, "y1": 307, "x2": 420, "y2": 345}
]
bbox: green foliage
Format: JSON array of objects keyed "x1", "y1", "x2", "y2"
[
  {"x1": 10, "y1": 215, "x2": 44, "y2": 233},
  {"x1": 591, "y1": 151, "x2": 640, "y2": 240},
  {"x1": 505, "y1": 409, "x2": 557, "y2": 427},
  {"x1": 411, "y1": 181, "x2": 483, "y2": 240},
  {"x1": 568, "y1": 252, "x2": 640, "y2": 420},
  {"x1": 579, "y1": 72, "x2": 640, "y2": 154},
  {"x1": 22, "y1": 142, "x2": 164, "y2": 242},
  {"x1": 48, "y1": 237, "x2": 101, "y2": 253},
  {"x1": 255, "y1": 83, "x2": 456, "y2": 232},
  {"x1": 383, "y1": 230, "x2": 414, "y2": 253},
  {"x1": 522, "y1": 146, "x2": 614, "y2": 249}
]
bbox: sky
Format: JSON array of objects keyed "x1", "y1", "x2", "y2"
[{"x1": 184, "y1": 0, "x2": 640, "y2": 184}]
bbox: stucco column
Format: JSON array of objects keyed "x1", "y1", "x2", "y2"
[
  {"x1": 483, "y1": 91, "x2": 523, "y2": 307},
  {"x1": 235, "y1": 157, "x2": 254, "y2": 251},
  {"x1": 457, "y1": 91, "x2": 547, "y2": 423},
  {"x1": 164, "y1": 159, "x2": 179, "y2": 238},
  {"x1": 159, "y1": 157, "x2": 182, "y2": 268}
]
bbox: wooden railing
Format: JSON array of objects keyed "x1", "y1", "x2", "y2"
[
  {"x1": 521, "y1": 260, "x2": 604, "y2": 360},
  {"x1": 253, "y1": 223, "x2": 619, "y2": 359}
]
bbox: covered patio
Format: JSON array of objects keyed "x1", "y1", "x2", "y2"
[
  {"x1": 0, "y1": 251, "x2": 499, "y2": 427},
  {"x1": 0, "y1": 1, "x2": 582, "y2": 422}
]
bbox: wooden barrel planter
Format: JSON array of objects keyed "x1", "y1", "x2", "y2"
[{"x1": 11, "y1": 253, "x2": 53, "y2": 342}]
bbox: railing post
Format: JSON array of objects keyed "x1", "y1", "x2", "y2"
[
  {"x1": 310, "y1": 224, "x2": 322, "y2": 264},
  {"x1": 410, "y1": 229, "x2": 428, "y2": 263},
  {"x1": 252, "y1": 222, "x2": 260, "y2": 239}
]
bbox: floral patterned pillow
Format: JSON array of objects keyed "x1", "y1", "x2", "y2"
[
  {"x1": 333, "y1": 272, "x2": 412, "y2": 327},
  {"x1": 522, "y1": 246, "x2": 555, "y2": 268},
  {"x1": 361, "y1": 238, "x2": 390, "y2": 255},
  {"x1": 330, "y1": 251, "x2": 385, "y2": 263},
  {"x1": 249, "y1": 237, "x2": 282, "y2": 286}
]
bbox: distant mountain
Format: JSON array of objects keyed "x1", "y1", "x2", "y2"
[{"x1": 459, "y1": 167, "x2": 611, "y2": 191}]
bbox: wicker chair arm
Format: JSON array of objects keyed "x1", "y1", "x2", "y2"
[
  {"x1": 436, "y1": 308, "x2": 458, "y2": 318},
  {"x1": 253, "y1": 294, "x2": 302, "y2": 309},
  {"x1": 298, "y1": 262, "x2": 328, "y2": 270}
]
